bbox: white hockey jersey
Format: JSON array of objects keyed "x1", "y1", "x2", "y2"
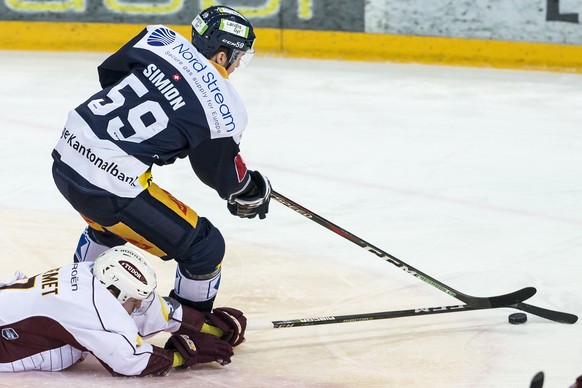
[{"x1": 0, "y1": 262, "x2": 184, "y2": 376}]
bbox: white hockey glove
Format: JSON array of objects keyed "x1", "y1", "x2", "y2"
[{"x1": 227, "y1": 170, "x2": 271, "y2": 219}]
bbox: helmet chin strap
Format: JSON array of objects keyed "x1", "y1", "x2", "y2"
[
  {"x1": 225, "y1": 61, "x2": 237, "y2": 73},
  {"x1": 225, "y1": 49, "x2": 245, "y2": 73},
  {"x1": 210, "y1": 50, "x2": 237, "y2": 73}
]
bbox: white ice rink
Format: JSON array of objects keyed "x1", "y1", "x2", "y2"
[{"x1": 1, "y1": 49, "x2": 581, "y2": 387}]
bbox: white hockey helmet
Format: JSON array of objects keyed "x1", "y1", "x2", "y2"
[{"x1": 93, "y1": 245, "x2": 157, "y2": 304}]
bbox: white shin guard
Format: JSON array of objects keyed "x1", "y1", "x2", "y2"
[
  {"x1": 74, "y1": 227, "x2": 112, "y2": 263},
  {"x1": 173, "y1": 266, "x2": 221, "y2": 304}
]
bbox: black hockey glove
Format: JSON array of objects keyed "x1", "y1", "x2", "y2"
[
  {"x1": 227, "y1": 170, "x2": 271, "y2": 219},
  {"x1": 165, "y1": 333, "x2": 233, "y2": 367}
]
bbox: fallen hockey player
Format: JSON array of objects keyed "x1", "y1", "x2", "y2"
[{"x1": 0, "y1": 245, "x2": 246, "y2": 376}]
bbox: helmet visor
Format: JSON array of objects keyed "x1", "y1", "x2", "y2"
[
  {"x1": 131, "y1": 290, "x2": 156, "y2": 316},
  {"x1": 230, "y1": 47, "x2": 254, "y2": 70}
]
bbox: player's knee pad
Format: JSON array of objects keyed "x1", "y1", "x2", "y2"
[
  {"x1": 74, "y1": 226, "x2": 125, "y2": 263},
  {"x1": 175, "y1": 217, "x2": 225, "y2": 277}
]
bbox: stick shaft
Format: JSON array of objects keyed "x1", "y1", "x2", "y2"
[
  {"x1": 271, "y1": 190, "x2": 534, "y2": 308},
  {"x1": 248, "y1": 301, "x2": 577, "y2": 330},
  {"x1": 269, "y1": 190, "x2": 577, "y2": 325},
  {"x1": 249, "y1": 304, "x2": 473, "y2": 330}
]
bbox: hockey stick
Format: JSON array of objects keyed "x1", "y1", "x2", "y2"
[
  {"x1": 248, "y1": 301, "x2": 577, "y2": 330},
  {"x1": 272, "y1": 190, "x2": 536, "y2": 308},
  {"x1": 514, "y1": 302, "x2": 577, "y2": 324}
]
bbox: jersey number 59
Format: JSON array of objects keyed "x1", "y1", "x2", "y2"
[{"x1": 87, "y1": 74, "x2": 169, "y2": 143}]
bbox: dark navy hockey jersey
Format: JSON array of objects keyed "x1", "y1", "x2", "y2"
[{"x1": 53, "y1": 25, "x2": 251, "y2": 199}]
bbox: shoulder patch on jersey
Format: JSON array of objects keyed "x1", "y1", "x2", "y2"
[{"x1": 147, "y1": 27, "x2": 176, "y2": 47}]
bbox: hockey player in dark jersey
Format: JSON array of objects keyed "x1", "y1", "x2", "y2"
[{"x1": 51, "y1": 5, "x2": 271, "y2": 323}]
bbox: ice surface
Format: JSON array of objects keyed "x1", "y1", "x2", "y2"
[{"x1": 0, "y1": 50, "x2": 581, "y2": 387}]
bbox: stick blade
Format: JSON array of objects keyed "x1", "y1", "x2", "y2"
[
  {"x1": 474, "y1": 287, "x2": 537, "y2": 308},
  {"x1": 514, "y1": 302, "x2": 578, "y2": 324},
  {"x1": 530, "y1": 371, "x2": 544, "y2": 388}
]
